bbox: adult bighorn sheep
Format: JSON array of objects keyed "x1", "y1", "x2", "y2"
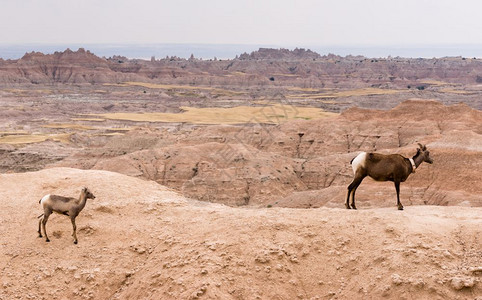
[
  {"x1": 38, "y1": 187, "x2": 96, "y2": 244},
  {"x1": 346, "y1": 143, "x2": 433, "y2": 210}
]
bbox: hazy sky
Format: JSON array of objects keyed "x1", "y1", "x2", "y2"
[{"x1": 1, "y1": 0, "x2": 482, "y2": 47}]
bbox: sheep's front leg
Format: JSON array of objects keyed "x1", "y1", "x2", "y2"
[{"x1": 71, "y1": 217, "x2": 78, "y2": 244}]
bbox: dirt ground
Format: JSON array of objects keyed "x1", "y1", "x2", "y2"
[{"x1": 0, "y1": 168, "x2": 481, "y2": 299}]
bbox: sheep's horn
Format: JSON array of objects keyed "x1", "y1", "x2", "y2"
[{"x1": 417, "y1": 143, "x2": 426, "y2": 150}]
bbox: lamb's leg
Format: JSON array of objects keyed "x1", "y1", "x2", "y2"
[
  {"x1": 395, "y1": 181, "x2": 403, "y2": 210},
  {"x1": 38, "y1": 215, "x2": 43, "y2": 237},
  {"x1": 41, "y1": 212, "x2": 51, "y2": 242},
  {"x1": 71, "y1": 217, "x2": 78, "y2": 244}
]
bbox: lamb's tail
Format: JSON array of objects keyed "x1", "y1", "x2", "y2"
[{"x1": 38, "y1": 197, "x2": 45, "y2": 218}]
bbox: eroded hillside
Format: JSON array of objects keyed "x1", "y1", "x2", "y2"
[
  {"x1": 0, "y1": 168, "x2": 481, "y2": 299},
  {"x1": 43, "y1": 100, "x2": 482, "y2": 209}
]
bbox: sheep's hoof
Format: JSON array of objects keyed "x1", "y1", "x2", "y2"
[
  {"x1": 38, "y1": 234, "x2": 42, "y2": 238},
  {"x1": 45, "y1": 239, "x2": 50, "y2": 243},
  {"x1": 351, "y1": 205, "x2": 357, "y2": 210},
  {"x1": 398, "y1": 206, "x2": 404, "y2": 211},
  {"x1": 74, "y1": 240, "x2": 78, "y2": 244},
  {"x1": 345, "y1": 203, "x2": 351, "y2": 209}
]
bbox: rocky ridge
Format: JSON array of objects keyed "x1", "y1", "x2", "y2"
[{"x1": 1, "y1": 48, "x2": 482, "y2": 96}]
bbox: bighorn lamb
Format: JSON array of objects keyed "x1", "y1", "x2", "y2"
[
  {"x1": 346, "y1": 143, "x2": 433, "y2": 210},
  {"x1": 38, "y1": 187, "x2": 95, "y2": 244}
]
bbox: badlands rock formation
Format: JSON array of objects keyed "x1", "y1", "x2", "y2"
[
  {"x1": 49, "y1": 100, "x2": 482, "y2": 209},
  {"x1": 1, "y1": 48, "x2": 482, "y2": 107},
  {"x1": 1, "y1": 48, "x2": 481, "y2": 299}
]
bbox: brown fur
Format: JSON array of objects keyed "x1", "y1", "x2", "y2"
[
  {"x1": 346, "y1": 144, "x2": 433, "y2": 210},
  {"x1": 38, "y1": 187, "x2": 95, "y2": 244}
]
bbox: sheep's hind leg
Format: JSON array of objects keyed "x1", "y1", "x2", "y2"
[
  {"x1": 351, "y1": 188, "x2": 358, "y2": 209},
  {"x1": 349, "y1": 176, "x2": 364, "y2": 210},
  {"x1": 345, "y1": 186, "x2": 352, "y2": 209},
  {"x1": 395, "y1": 181, "x2": 403, "y2": 210}
]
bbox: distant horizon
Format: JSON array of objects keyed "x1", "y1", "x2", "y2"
[
  {"x1": 1, "y1": 43, "x2": 482, "y2": 61},
  {"x1": 3, "y1": 1, "x2": 482, "y2": 57}
]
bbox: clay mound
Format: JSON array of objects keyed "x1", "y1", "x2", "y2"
[
  {"x1": 430, "y1": 130, "x2": 482, "y2": 151},
  {"x1": 91, "y1": 142, "x2": 307, "y2": 206},
  {"x1": 1, "y1": 168, "x2": 481, "y2": 299},
  {"x1": 341, "y1": 100, "x2": 482, "y2": 132},
  {"x1": 6, "y1": 48, "x2": 143, "y2": 84}
]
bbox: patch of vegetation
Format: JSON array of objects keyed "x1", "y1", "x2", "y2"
[
  {"x1": 0, "y1": 133, "x2": 71, "y2": 144},
  {"x1": 287, "y1": 88, "x2": 401, "y2": 99},
  {"x1": 41, "y1": 123, "x2": 95, "y2": 130},
  {"x1": 71, "y1": 118, "x2": 105, "y2": 122},
  {"x1": 88, "y1": 104, "x2": 337, "y2": 125}
]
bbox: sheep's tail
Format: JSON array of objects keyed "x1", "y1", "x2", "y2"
[{"x1": 350, "y1": 156, "x2": 356, "y2": 165}]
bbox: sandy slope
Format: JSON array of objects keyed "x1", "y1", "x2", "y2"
[{"x1": 0, "y1": 168, "x2": 481, "y2": 299}]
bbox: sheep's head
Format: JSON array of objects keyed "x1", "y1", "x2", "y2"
[
  {"x1": 82, "y1": 187, "x2": 96, "y2": 200},
  {"x1": 417, "y1": 143, "x2": 433, "y2": 164}
]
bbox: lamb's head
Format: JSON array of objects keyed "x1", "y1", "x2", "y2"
[
  {"x1": 82, "y1": 187, "x2": 96, "y2": 200},
  {"x1": 417, "y1": 143, "x2": 433, "y2": 164}
]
